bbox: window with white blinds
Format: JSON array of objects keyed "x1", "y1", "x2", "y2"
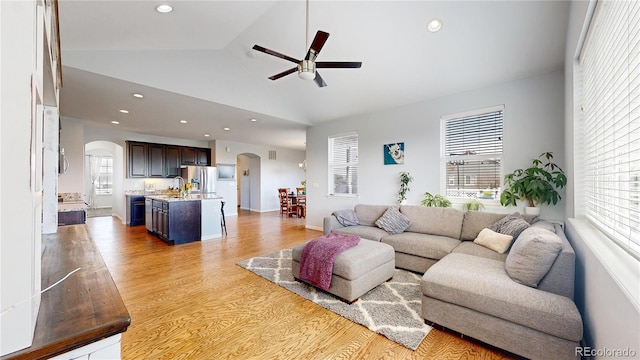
[
  {"x1": 580, "y1": 0, "x2": 640, "y2": 259},
  {"x1": 441, "y1": 106, "x2": 504, "y2": 200},
  {"x1": 328, "y1": 132, "x2": 358, "y2": 196}
]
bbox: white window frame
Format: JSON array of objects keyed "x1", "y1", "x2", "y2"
[
  {"x1": 328, "y1": 131, "x2": 358, "y2": 197},
  {"x1": 440, "y1": 105, "x2": 505, "y2": 203},
  {"x1": 95, "y1": 157, "x2": 113, "y2": 195}
]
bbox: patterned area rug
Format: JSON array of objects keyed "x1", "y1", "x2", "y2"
[{"x1": 237, "y1": 248, "x2": 432, "y2": 350}]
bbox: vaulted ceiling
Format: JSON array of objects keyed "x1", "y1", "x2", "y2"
[{"x1": 58, "y1": 1, "x2": 570, "y2": 150}]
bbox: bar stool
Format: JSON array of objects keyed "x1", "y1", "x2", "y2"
[{"x1": 220, "y1": 201, "x2": 227, "y2": 235}]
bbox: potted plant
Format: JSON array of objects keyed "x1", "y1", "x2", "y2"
[
  {"x1": 500, "y1": 152, "x2": 567, "y2": 215},
  {"x1": 421, "y1": 192, "x2": 452, "y2": 207},
  {"x1": 462, "y1": 198, "x2": 485, "y2": 211},
  {"x1": 398, "y1": 171, "x2": 413, "y2": 204}
]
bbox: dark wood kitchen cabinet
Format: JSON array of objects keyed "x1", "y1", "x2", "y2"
[
  {"x1": 150, "y1": 199, "x2": 201, "y2": 245},
  {"x1": 127, "y1": 141, "x2": 211, "y2": 178},
  {"x1": 148, "y1": 144, "x2": 166, "y2": 178},
  {"x1": 130, "y1": 196, "x2": 146, "y2": 226},
  {"x1": 127, "y1": 142, "x2": 147, "y2": 178},
  {"x1": 181, "y1": 147, "x2": 197, "y2": 165},
  {"x1": 196, "y1": 148, "x2": 210, "y2": 165},
  {"x1": 165, "y1": 146, "x2": 181, "y2": 177}
]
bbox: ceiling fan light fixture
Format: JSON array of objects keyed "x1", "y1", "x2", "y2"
[
  {"x1": 298, "y1": 60, "x2": 316, "y2": 80},
  {"x1": 298, "y1": 71, "x2": 316, "y2": 80}
]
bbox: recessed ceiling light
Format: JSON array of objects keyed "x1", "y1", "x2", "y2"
[
  {"x1": 111, "y1": 121, "x2": 120, "y2": 124},
  {"x1": 204, "y1": 134, "x2": 210, "y2": 137},
  {"x1": 119, "y1": 109, "x2": 129, "y2": 114},
  {"x1": 156, "y1": 4, "x2": 173, "y2": 13},
  {"x1": 132, "y1": 93, "x2": 144, "y2": 99},
  {"x1": 223, "y1": 127, "x2": 230, "y2": 131},
  {"x1": 250, "y1": 118, "x2": 257, "y2": 122},
  {"x1": 179, "y1": 120, "x2": 188, "y2": 124},
  {"x1": 427, "y1": 19, "x2": 442, "y2": 33}
]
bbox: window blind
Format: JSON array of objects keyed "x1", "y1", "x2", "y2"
[
  {"x1": 328, "y1": 132, "x2": 358, "y2": 195},
  {"x1": 580, "y1": 0, "x2": 640, "y2": 258},
  {"x1": 442, "y1": 106, "x2": 504, "y2": 200}
]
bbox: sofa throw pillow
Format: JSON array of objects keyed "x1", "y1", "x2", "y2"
[
  {"x1": 531, "y1": 220, "x2": 556, "y2": 233},
  {"x1": 332, "y1": 209, "x2": 360, "y2": 226},
  {"x1": 489, "y1": 212, "x2": 530, "y2": 239},
  {"x1": 473, "y1": 228, "x2": 514, "y2": 254},
  {"x1": 505, "y1": 227, "x2": 563, "y2": 287},
  {"x1": 375, "y1": 207, "x2": 411, "y2": 234}
]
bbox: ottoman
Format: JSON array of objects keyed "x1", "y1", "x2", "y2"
[{"x1": 291, "y1": 238, "x2": 395, "y2": 303}]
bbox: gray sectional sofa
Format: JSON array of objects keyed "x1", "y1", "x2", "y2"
[{"x1": 324, "y1": 204, "x2": 583, "y2": 359}]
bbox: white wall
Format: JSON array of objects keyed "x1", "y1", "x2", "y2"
[
  {"x1": 305, "y1": 70, "x2": 566, "y2": 230},
  {"x1": 238, "y1": 154, "x2": 261, "y2": 211},
  {"x1": 58, "y1": 117, "x2": 85, "y2": 194}
]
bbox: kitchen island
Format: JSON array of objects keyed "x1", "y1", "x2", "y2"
[
  {"x1": 57, "y1": 202, "x2": 87, "y2": 226},
  {"x1": 145, "y1": 194, "x2": 223, "y2": 245}
]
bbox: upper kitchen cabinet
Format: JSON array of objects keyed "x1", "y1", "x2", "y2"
[
  {"x1": 127, "y1": 141, "x2": 148, "y2": 178},
  {"x1": 181, "y1": 147, "x2": 197, "y2": 165},
  {"x1": 165, "y1": 146, "x2": 181, "y2": 177},
  {"x1": 148, "y1": 144, "x2": 166, "y2": 178},
  {"x1": 127, "y1": 141, "x2": 211, "y2": 178},
  {"x1": 196, "y1": 148, "x2": 210, "y2": 165}
]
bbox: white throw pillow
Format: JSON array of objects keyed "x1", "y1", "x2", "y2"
[{"x1": 473, "y1": 228, "x2": 514, "y2": 254}]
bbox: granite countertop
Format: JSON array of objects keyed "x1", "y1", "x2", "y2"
[
  {"x1": 145, "y1": 194, "x2": 223, "y2": 202},
  {"x1": 124, "y1": 190, "x2": 154, "y2": 197},
  {"x1": 57, "y1": 201, "x2": 88, "y2": 212}
]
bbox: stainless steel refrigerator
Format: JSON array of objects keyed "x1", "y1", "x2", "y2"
[{"x1": 181, "y1": 166, "x2": 217, "y2": 194}]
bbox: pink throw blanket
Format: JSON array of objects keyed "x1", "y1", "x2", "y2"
[{"x1": 298, "y1": 233, "x2": 360, "y2": 290}]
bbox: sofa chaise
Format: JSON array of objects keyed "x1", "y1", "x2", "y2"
[{"x1": 323, "y1": 204, "x2": 583, "y2": 359}]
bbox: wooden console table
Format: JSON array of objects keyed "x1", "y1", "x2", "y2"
[{"x1": 1, "y1": 225, "x2": 130, "y2": 359}]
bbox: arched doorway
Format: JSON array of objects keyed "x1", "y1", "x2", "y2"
[
  {"x1": 238, "y1": 153, "x2": 260, "y2": 212},
  {"x1": 84, "y1": 141, "x2": 123, "y2": 218}
]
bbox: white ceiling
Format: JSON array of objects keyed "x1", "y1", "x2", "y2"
[{"x1": 58, "y1": 0, "x2": 570, "y2": 151}]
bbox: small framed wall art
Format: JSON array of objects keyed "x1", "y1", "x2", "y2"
[{"x1": 384, "y1": 142, "x2": 405, "y2": 165}]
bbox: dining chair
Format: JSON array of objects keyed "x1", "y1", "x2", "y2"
[
  {"x1": 296, "y1": 187, "x2": 306, "y2": 218},
  {"x1": 278, "y1": 188, "x2": 296, "y2": 217}
]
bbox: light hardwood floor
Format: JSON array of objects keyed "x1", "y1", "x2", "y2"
[{"x1": 87, "y1": 210, "x2": 515, "y2": 359}]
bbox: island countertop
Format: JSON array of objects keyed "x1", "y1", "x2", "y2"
[{"x1": 145, "y1": 194, "x2": 223, "y2": 202}]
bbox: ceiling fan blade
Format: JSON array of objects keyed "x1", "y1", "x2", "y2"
[
  {"x1": 252, "y1": 45, "x2": 300, "y2": 64},
  {"x1": 314, "y1": 71, "x2": 327, "y2": 87},
  {"x1": 269, "y1": 67, "x2": 298, "y2": 81},
  {"x1": 316, "y1": 61, "x2": 362, "y2": 69},
  {"x1": 304, "y1": 30, "x2": 330, "y2": 61}
]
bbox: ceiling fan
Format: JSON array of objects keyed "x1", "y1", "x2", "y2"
[{"x1": 251, "y1": 0, "x2": 362, "y2": 88}]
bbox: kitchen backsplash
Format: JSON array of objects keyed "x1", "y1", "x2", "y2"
[
  {"x1": 58, "y1": 192, "x2": 82, "y2": 202},
  {"x1": 124, "y1": 178, "x2": 181, "y2": 194}
]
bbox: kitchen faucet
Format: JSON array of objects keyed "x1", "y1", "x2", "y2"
[{"x1": 175, "y1": 176, "x2": 185, "y2": 193}]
